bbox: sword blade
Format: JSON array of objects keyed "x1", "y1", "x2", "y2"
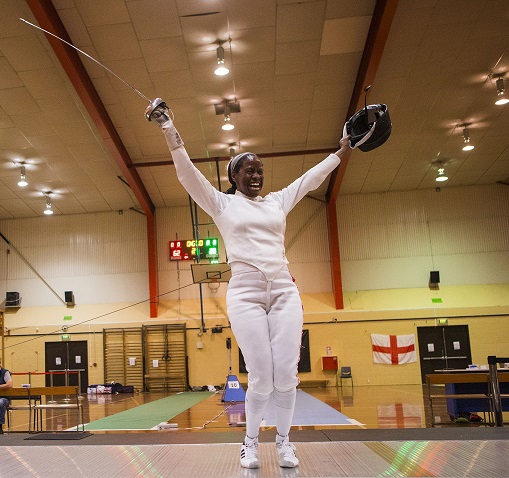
[{"x1": 20, "y1": 18, "x2": 151, "y2": 103}]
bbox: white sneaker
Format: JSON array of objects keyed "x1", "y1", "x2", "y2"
[
  {"x1": 276, "y1": 436, "x2": 299, "y2": 468},
  {"x1": 240, "y1": 437, "x2": 260, "y2": 469}
]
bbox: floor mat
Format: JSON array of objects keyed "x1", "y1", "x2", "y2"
[
  {"x1": 84, "y1": 391, "x2": 214, "y2": 430},
  {"x1": 262, "y1": 389, "x2": 364, "y2": 426},
  {"x1": 25, "y1": 432, "x2": 92, "y2": 440}
]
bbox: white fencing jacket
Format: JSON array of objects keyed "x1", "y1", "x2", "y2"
[{"x1": 164, "y1": 126, "x2": 340, "y2": 281}]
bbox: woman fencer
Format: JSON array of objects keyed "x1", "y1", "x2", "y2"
[{"x1": 146, "y1": 99, "x2": 351, "y2": 469}]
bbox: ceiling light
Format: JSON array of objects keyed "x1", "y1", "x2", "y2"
[
  {"x1": 214, "y1": 46, "x2": 229, "y2": 76},
  {"x1": 462, "y1": 127, "x2": 474, "y2": 151},
  {"x1": 44, "y1": 193, "x2": 54, "y2": 215},
  {"x1": 495, "y1": 77, "x2": 509, "y2": 105},
  {"x1": 222, "y1": 114, "x2": 234, "y2": 130},
  {"x1": 222, "y1": 104, "x2": 234, "y2": 130},
  {"x1": 215, "y1": 100, "x2": 240, "y2": 129},
  {"x1": 18, "y1": 165, "x2": 28, "y2": 187},
  {"x1": 436, "y1": 168, "x2": 448, "y2": 182}
]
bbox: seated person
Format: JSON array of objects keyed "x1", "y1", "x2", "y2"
[{"x1": 0, "y1": 358, "x2": 13, "y2": 434}]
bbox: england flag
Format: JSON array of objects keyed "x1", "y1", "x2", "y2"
[{"x1": 371, "y1": 334, "x2": 417, "y2": 365}]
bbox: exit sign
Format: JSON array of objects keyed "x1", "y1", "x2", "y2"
[
  {"x1": 437, "y1": 318, "x2": 448, "y2": 325},
  {"x1": 61, "y1": 334, "x2": 71, "y2": 341}
]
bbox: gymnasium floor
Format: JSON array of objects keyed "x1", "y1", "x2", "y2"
[{"x1": 2, "y1": 385, "x2": 509, "y2": 477}]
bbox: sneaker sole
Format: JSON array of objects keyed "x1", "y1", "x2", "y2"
[{"x1": 241, "y1": 461, "x2": 260, "y2": 469}]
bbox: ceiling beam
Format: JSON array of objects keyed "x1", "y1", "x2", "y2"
[
  {"x1": 25, "y1": 0, "x2": 159, "y2": 317},
  {"x1": 326, "y1": 0, "x2": 399, "y2": 203},
  {"x1": 325, "y1": 0, "x2": 399, "y2": 310},
  {"x1": 132, "y1": 147, "x2": 338, "y2": 168}
]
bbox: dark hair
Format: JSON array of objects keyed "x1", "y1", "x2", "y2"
[
  {"x1": 225, "y1": 162, "x2": 238, "y2": 194},
  {"x1": 224, "y1": 152, "x2": 259, "y2": 195}
]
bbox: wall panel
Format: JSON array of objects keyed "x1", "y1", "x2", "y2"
[
  {"x1": 286, "y1": 199, "x2": 330, "y2": 263},
  {"x1": 338, "y1": 184, "x2": 509, "y2": 291},
  {"x1": 0, "y1": 211, "x2": 148, "y2": 306},
  {"x1": 0, "y1": 211, "x2": 147, "y2": 279}
]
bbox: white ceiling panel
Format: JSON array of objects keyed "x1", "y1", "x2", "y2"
[
  {"x1": 175, "y1": 0, "x2": 225, "y2": 18},
  {"x1": 88, "y1": 23, "x2": 142, "y2": 61},
  {"x1": 128, "y1": 0, "x2": 182, "y2": 40},
  {"x1": 276, "y1": 40, "x2": 321, "y2": 75},
  {"x1": 0, "y1": 35, "x2": 54, "y2": 71},
  {"x1": 320, "y1": 16, "x2": 372, "y2": 55},
  {"x1": 0, "y1": 57, "x2": 24, "y2": 89},
  {"x1": 74, "y1": 0, "x2": 131, "y2": 27},
  {"x1": 228, "y1": 0, "x2": 276, "y2": 30},
  {"x1": 277, "y1": 1, "x2": 326, "y2": 43},
  {"x1": 0, "y1": 0, "x2": 507, "y2": 221},
  {"x1": 180, "y1": 12, "x2": 229, "y2": 51}
]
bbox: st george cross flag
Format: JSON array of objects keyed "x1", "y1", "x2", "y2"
[{"x1": 371, "y1": 334, "x2": 417, "y2": 365}]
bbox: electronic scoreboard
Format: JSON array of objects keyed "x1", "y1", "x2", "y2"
[{"x1": 169, "y1": 238, "x2": 219, "y2": 262}]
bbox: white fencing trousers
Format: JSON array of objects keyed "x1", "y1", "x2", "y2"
[{"x1": 227, "y1": 264, "x2": 303, "y2": 437}]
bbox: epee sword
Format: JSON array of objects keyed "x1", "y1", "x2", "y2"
[
  {"x1": 20, "y1": 17, "x2": 152, "y2": 103},
  {"x1": 20, "y1": 17, "x2": 170, "y2": 123}
]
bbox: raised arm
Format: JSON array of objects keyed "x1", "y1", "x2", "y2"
[
  {"x1": 274, "y1": 134, "x2": 351, "y2": 214},
  {"x1": 145, "y1": 99, "x2": 227, "y2": 218}
]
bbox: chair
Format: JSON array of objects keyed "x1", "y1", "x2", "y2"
[{"x1": 339, "y1": 367, "x2": 353, "y2": 387}]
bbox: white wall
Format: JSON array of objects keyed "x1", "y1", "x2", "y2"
[
  {"x1": 338, "y1": 184, "x2": 509, "y2": 291},
  {"x1": 0, "y1": 210, "x2": 148, "y2": 306},
  {"x1": 1, "y1": 183, "x2": 508, "y2": 312}
]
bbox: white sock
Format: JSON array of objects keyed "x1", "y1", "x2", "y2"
[
  {"x1": 273, "y1": 388, "x2": 296, "y2": 438},
  {"x1": 244, "y1": 435, "x2": 258, "y2": 444},
  {"x1": 245, "y1": 389, "x2": 269, "y2": 439}
]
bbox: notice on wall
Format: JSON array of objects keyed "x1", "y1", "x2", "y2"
[
  {"x1": 129, "y1": 357, "x2": 136, "y2": 366},
  {"x1": 75, "y1": 356, "x2": 81, "y2": 364},
  {"x1": 427, "y1": 343, "x2": 434, "y2": 352},
  {"x1": 453, "y1": 341, "x2": 460, "y2": 350},
  {"x1": 56, "y1": 357, "x2": 61, "y2": 365},
  {"x1": 153, "y1": 360, "x2": 159, "y2": 368}
]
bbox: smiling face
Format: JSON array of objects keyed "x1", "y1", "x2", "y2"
[{"x1": 231, "y1": 155, "x2": 264, "y2": 197}]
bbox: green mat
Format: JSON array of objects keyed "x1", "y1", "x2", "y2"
[{"x1": 84, "y1": 392, "x2": 213, "y2": 430}]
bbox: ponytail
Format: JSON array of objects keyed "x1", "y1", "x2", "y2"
[{"x1": 224, "y1": 184, "x2": 237, "y2": 195}]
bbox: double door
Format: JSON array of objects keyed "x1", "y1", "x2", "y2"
[
  {"x1": 417, "y1": 325, "x2": 472, "y2": 383},
  {"x1": 45, "y1": 341, "x2": 88, "y2": 393}
]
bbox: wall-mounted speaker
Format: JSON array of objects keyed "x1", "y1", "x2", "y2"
[
  {"x1": 429, "y1": 271, "x2": 440, "y2": 290},
  {"x1": 6, "y1": 291, "x2": 21, "y2": 307},
  {"x1": 430, "y1": 271, "x2": 440, "y2": 283},
  {"x1": 65, "y1": 290, "x2": 75, "y2": 306}
]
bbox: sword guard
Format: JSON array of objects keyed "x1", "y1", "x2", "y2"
[{"x1": 145, "y1": 98, "x2": 171, "y2": 126}]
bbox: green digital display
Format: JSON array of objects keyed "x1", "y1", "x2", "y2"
[{"x1": 169, "y1": 238, "x2": 219, "y2": 262}]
